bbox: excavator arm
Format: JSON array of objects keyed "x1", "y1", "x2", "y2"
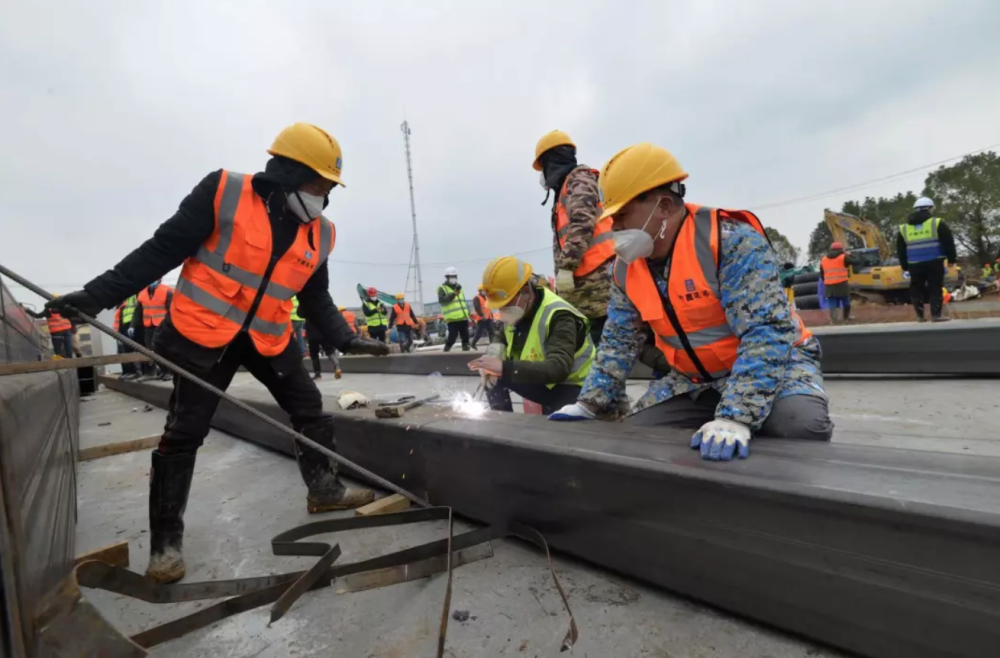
[{"x1": 823, "y1": 210, "x2": 892, "y2": 262}]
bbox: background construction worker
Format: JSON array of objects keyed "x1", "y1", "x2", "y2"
[
  {"x1": 438, "y1": 266, "x2": 471, "y2": 351},
  {"x1": 896, "y1": 196, "x2": 957, "y2": 322},
  {"x1": 982, "y1": 261, "x2": 994, "y2": 280},
  {"x1": 362, "y1": 287, "x2": 388, "y2": 342},
  {"x1": 133, "y1": 279, "x2": 172, "y2": 379},
  {"x1": 470, "y1": 285, "x2": 494, "y2": 349},
  {"x1": 549, "y1": 143, "x2": 833, "y2": 461},
  {"x1": 339, "y1": 305, "x2": 358, "y2": 334},
  {"x1": 820, "y1": 241, "x2": 856, "y2": 323},
  {"x1": 305, "y1": 318, "x2": 341, "y2": 380},
  {"x1": 389, "y1": 293, "x2": 419, "y2": 353},
  {"x1": 43, "y1": 122, "x2": 388, "y2": 584},
  {"x1": 470, "y1": 257, "x2": 594, "y2": 414},
  {"x1": 534, "y1": 130, "x2": 614, "y2": 346},
  {"x1": 24, "y1": 298, "x2": 74, "y2": 357},
  {"x1": 115, "y1": 295, "x2": 139, "y2": 379},
  {"x1": 291, "y1": 296, "x2": 305, "y2": 354}
]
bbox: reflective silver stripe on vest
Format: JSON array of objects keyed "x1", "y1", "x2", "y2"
[
  {"x1": 612, "y1": 257, "x2": 629, "y2": 291},
  {"x1": 215, "y1": 171, "x2": 244, "y2": 259},
  {"x1": 194, "y1": 246, "x2": 298, "y2": 301},
  {"x1": 318, "y1": 215, "x2": 333, "y2": 258},
  {"x1": 693, "y1": 207, "x2": 720, "y2": 297},
  {"x1": 658, "y1": 321, "x2": 732, "y2": 350},
  {"x1": 590, "y1": 230, "x2": 614, "y2": 247},
  {"x1": 175, "y1": 278, "x2": 288, "y2": 337},
  {"x1": 535, "y1": 296, "x2": 594, "y2": 372}
]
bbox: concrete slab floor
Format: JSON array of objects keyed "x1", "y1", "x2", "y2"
[{"x1": 78, "y1": 389, "x2": 845, "y2": 657}]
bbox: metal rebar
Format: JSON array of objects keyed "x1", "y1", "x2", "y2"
[{"x1": 0, "y1": 263, "x2": 430, "y2": 508}]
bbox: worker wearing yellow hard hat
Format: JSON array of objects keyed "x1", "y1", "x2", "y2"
[
  {"x1": 43, "y1": 122, "x2": 390, "y2": 585},
  {"x1": 550, "y1": 143, "x2": 832, "y2": 462},
  {"x1": 389, "y1": 293, "x2": 419, "y2": 353},
  {"x1": 533, "y1": 130, "x2": 614, "y2": 346},
  {"x1": 468, "y1": 256, "x2": 594, "y2": 414}
]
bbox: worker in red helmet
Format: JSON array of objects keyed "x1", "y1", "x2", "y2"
[
  {"x1": 820, "y1": 241, "x2": 857, "y2": 323},
  {"x1": 362, "y1": 286, "x2": 389, "y2": 342}
]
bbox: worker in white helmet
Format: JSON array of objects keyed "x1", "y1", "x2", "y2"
[
  {"x1": 438, "y1": 267, "x2": 471, "y2": 351},
  {"x1": 896, "y1": 196, "x2": 956, "y2": 322}
]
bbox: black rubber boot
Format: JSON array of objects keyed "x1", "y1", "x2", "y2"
[
  {"x1": 295, "y1": 416, "x2": 373, "y2": 513},
  {"x1": 145, "y1": 450, "x2": 196, "y2": 584}
]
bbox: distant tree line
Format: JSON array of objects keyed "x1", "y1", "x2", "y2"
[{"x1": 806, "y1": 151, "x2": 1000, "y2": 264}]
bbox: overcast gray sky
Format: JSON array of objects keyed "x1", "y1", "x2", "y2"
[{"x1": 3, "y1": 0, "x2": 1000, "y2": 312}]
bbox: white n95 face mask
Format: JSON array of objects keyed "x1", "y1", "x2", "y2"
[
  {"x1": 499, "y1": 306, "x2": 525, "y2": 325},
  {"x1": 287, "y1": 191, "x2": 325, "y2": 223},
  {"x1": 613, "y1": 197, "x2": 665, "y2": 264}
]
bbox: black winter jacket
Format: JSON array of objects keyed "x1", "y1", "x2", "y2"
[{"x1": 83, "y1": 169, "x2": 354, "y2": 363}]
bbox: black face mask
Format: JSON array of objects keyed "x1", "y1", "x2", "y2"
[{"x1": 540, "y1": 145, "x2": 578, "y2": 204}]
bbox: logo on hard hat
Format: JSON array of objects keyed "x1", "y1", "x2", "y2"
[{"x1": 335, "y1": 157, "x2": 342, "y2": 171}]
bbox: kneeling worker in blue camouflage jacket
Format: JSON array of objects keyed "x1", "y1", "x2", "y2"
[
  {"x1": 469, "y1": 256, "x2": 595, "y2": 414},
  {"x1": 550, "y1": 143, "x2": 833, "y2": 461}
]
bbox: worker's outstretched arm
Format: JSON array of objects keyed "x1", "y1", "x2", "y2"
[
  {"x1": 715, "y1": 221, "x2": 799, "y2": 430},
  {"x1": 84, "y1": 171, "x2": 222, "y2": 309},
  {"x1": 502, "y1": 312, "x2": 578, "y2": 385},
  {"x1": 297, "y1": 264, "x2": 368, "y2": 354},
  {"x1": 554, "y1": 169, "x2": 601, "y2": 274},
  {"x1": 575, "y1": 282, "x2": 645, "y2": 414}
]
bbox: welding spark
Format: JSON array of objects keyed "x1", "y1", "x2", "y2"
[{"x1": 449, "y1": 391, "x2": 488, "y2": 419}]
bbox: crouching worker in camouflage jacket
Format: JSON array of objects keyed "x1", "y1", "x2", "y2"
[
  {"x1": 550, "y1": 143, "x2": 833, "y2": 461},
  {"x1": 469, "y1": 256, "x2": 595, "y2": 415}
]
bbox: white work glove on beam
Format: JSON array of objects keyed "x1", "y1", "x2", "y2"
[
  {"x1": 549, "y1": 403, "x2": 596, "y2": 421},
  {"x1": 555, "y1": 269, "x2": 576, "y2": 295},
  {"x1": 691, "y1": 419, "x2": 751, "y2": 461}
]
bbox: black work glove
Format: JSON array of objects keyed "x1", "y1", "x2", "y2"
[
  {"x1": 453, "y1": 283, "x2": 462, "y2": 291},
  {"x1": 346, "y1": 337, "x2": 390, "y2": 356},
  {"x1": 44, "y1": 290, "x2": 102, "y2": 320}
]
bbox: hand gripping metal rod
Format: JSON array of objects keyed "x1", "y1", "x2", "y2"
[{"x1": 0, "y1": 264, "x2": 430, "y2": 508}]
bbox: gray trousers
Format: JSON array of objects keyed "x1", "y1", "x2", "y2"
[{"x1": 625, "y1": 389, "x2": 833, "y2": 441}]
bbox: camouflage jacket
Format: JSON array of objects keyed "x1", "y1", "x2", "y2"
[
  {"x1": 551, "y1": 166, "x2": 611, "y2": 319},
  {"x1": 578, "y1": 218, "x2": 827, "y2": 429}
]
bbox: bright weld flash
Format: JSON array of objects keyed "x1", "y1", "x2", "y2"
[{"x1": 450, "y1": 391, "x2": 487, "y2": 419}]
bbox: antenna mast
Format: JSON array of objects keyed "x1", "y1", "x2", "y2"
[{"x1": 401, "y1": 120, "x2": 424, "y2": 314}]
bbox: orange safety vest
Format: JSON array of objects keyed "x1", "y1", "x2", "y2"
[
  {"x1": 113, "y1": 307, "x2": 121, "y2": 332},
  {"x1": 613, "y1": 204, "x2": 813, "y2": 382},
  {"x1": 138, "y1": 285, "x2": 170, "y2": 327},
  {"x1": 342, "y1": 310, "x2": 357, "y2": 333},
  {"x1": 474, "y1": 293, "x2": 490, "y2": 321},
  {"x1": 393, "y1": 302, "x2": 417, "y2": 327},
  {"x1": 555, "y1": 168, "x2": 615, "y2": 277},
  {"x1": 821, "y1": 253, "x2": 849, "y2": 285},
  {"x1": 171, "y1": 170, "x2": 335, "y2": 356},
  {"x1": 47, "y1": 311, "x2": 71, "y2": 334}
]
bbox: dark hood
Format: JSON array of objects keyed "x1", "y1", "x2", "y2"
[
  {"x1": 907, "y1": 207, "x2": 933, "y2": 225},
  {"x1": 252, "y1": 155, "x2": 331, "y2": 219},
  {"x1": 540, "y1": 145, "x2": 578, "y2": 193}
]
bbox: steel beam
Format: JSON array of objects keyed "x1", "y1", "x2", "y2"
[
  {"x1": 322, "y1": 319, "x2": 1000, "y2": 377},
  {"x1": 102, "y1": 376, "x2": 1000, "y2": 658}
]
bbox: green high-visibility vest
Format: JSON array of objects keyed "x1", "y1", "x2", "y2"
[
  {"x1": 120, "y1": 296, "x2": 138, "y2": 325},
  {"x1": 363, "y1": 300, "x2": 387, "y2": 327},
  {"x1": 290, "y1": 296, "x2": 303, "y2": 322},
  {"x1": 900, "y1": 217, "x2": 944, "y2": 263},
  {"x1": 438, "y1": 284, "x2": 469, "y2": 322},
  {"x1": 504, "y1": 287, "x2": 594, "y2": 388}
]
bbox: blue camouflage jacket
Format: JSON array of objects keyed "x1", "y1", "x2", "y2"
[{"x1": 578, "y1": 218, "x2": 826, "y2": 429}]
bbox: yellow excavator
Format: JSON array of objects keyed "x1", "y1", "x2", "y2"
[{"x1": 823, "y1": 209, "x2": 959, "y2": 304}]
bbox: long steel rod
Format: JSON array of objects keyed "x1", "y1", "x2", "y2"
[{"x1": 0, "y1": 264, "x2": 430, "y2": 508}]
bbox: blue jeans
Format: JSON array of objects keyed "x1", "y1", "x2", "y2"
[{"x1": 51, "y1": 331, "x2": 73, "y2": 358}]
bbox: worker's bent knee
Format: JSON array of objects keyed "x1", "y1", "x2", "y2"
[{"x1": 758, "y1": 394, "x2": 833, "y2": 441}]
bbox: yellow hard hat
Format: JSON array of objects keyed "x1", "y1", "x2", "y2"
[
  {"x1": 482, "y1": 256, "x2": 533, "y2": 308},
  {"x1": 395, "y1": 293, "x2": 405, "y2": 300},
  {"x1": 598, "y1": 143, "x2": 688, "y2": 220},
  {"x1": 533, "y1": 130, "x2": 575, "y2": 171},
  {"x1": 268, "y1": 123, "x2": 345, "y2": 186},
  {"x1": 338, "y1": 306, "x2": 346, "y2": 311}
]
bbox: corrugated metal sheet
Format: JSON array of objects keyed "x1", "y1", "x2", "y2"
[{"x1": 0, "y1": 277, "x2": 78, "y2": 656}]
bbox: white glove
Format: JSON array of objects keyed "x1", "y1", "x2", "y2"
[
  {"x1": 556, "y1": 269, "x2": 576, "y2": 294},
  {"x1": 486, "y1": 343, "x2": 505, "y2": 358},
  {"x1": 691, "y1": 419, "x2": 751, "y2": 461},
  {"x1": 549, "y1": 403, "x2": 596, "y2": 421}
]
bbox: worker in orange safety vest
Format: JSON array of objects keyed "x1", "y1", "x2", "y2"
[
  {"x1": 819, "y1": 242, "x2": 857, "y2": 324},
  {"x1": 389, "y1": 293, "x2": 419, "y2": 352}
]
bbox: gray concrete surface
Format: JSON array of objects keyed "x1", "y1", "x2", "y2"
[{"x1": 78, "y1": 388, "x2": 845, "y2": 657}]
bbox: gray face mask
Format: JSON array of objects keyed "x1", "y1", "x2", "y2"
[
  {"x1": 539, "y1": 172, "x2": 548, "y2": 190},
  {"x1": 613, "y1": 198, "x2": 666, "y2": 264},
  {"x1": 287, "y1": 191, "x2": 325, "y2": 223}
]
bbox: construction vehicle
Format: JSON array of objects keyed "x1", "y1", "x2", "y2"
[{"x1": 823, "y1": 209, "x2": 959, "y2": 304}]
